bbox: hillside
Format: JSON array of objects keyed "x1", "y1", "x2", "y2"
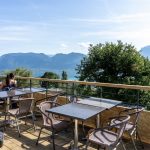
[{"x1": 0, "y1": 52, "x2": 85, "y2": 79}]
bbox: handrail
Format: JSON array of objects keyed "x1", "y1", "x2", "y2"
[
  {"x1": 1, "y1": 75, "x2": 150, "y2": 91},
  {"x1": 11, "y1": 76, "x2": 150, "y2": 91}
]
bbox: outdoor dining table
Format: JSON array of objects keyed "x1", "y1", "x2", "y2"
[
  {"x1": 46, "y1": 97, "x2": 122, "y2": 150},
  {"x1": 77, "y1": 97, "x2": 122, "y2": 127},
  {"x1": 0, "y1": 87, "x2": 46, "y2": 113}
]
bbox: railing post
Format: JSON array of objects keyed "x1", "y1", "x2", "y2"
[
  {"x1": 100, "y1": 87, "x2": 103, "y2": 98},
  {"x1": 66, "y1": 83, "x2": 68, "y2": 97},
  {"x1": 29, "y1": 79, "x2": 32, "y2": 89},
  {"x1": 45, "y1": 81, "x2": 48, "y2": 100},
  {"x1": 137, "y1": 90, "x2": 140, "y2": 107},
  {"x1": 72, "y1": 82, "x2": 76, "y2": 96}
]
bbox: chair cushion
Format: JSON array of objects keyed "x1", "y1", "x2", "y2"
[
  {"x1": 88, "y1": 129, "x2": 117, "y2": 146},
  {"x1": 8, "y1": 108, "x2": 19, "y2": 115},
  {"x1": 44, "y1": 119, "x2": 69, "y2": 132},
  {"x1": 53, "y1": 120, "x2": 69, "y2": 132}
]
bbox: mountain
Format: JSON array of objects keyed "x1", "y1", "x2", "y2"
[
  {"x1": 140, "y1": 46, "x2": 150, "y2": 58},
  {"x1": 0, "y1": 52, "x2": 85, "y2": 79}
]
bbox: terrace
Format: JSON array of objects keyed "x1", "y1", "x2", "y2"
[{"x1": 0, "y1": 76, "x2": 150, "y2": 150}]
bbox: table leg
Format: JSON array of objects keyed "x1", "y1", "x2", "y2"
[
  {"x1": 74, "y1": 119, "x2": 79, "y2": 150},
  {"x1": 31, "y1": 93, "x2": 37, "y2": 121},
  {"x1": 97, "y1": 114, "x2": 100, "y2": 128},
  {"x1": 6, "y1": 98, "x2": 10, "y2": 113},
  {"x1": 5, "y1": 98, "x2": 11, "y2": 123}
]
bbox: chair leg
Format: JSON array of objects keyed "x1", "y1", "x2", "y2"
[
  {"x1": 136, "y1": 130, "x2": 144, "y2": 149},
  {"x1": 51, "y1": 131, "x2": 55, "y2": 150},
  {"x1": 129, "y1": 133, "x2": 138, "y2": 150},
  {"x1": 24, "y1": 115, "x2": 27, "y2": 125},
  {"x1": 120, "y1": 139, "x2": 127, "y2": 150},
  {"x1": 82, "y1": 121, "x2": 86, "y2": 136},
  {"x1": 85, "y1": 139, "x2": 90, "y2": 150},
  {"x1": 36, "y1": 127, "x2": 43, "y2": 145},
  {"x1": 31, "y1": 113, "x2": 36, "y2": 131},
  {"x1": 4, "y1": 113, "x2": 7, "y2": 121},
  {"x1": 106, "y1": 147, "x2": 112, "y2": 150},
  {"x1": 15, "y1": 117, "x2": 21, "y2": 137}
]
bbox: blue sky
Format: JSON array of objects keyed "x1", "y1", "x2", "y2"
[{"x1": 0, "y1": 0, "x2": 150, "y2": 55}]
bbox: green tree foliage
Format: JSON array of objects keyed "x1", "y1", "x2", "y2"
[
  {"x1": 3, "y1": 67, "x2": 32, "y2": 77},
  {"x1": 41, "y1": 71, "x2": 59, "y2": 88},
  {"x1": 61, "y1": 70, "x2": 68, "y2": 80},
  {"x1": 3, "y1": 68, "x2": 32, "y2": 87},
  {"x1": 76, "y1": 41, "x2": 147, "y2": 83},
  {"x1": 76, "y1": 41, "x2": 150, "y2": 107}
]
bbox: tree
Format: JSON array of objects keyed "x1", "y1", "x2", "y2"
[
  {"x1": 76, "y1": 41, "x2": 147, "y2": 84},
  {"x1": 40, "y1": 71, "x2": 59, "y2": 88},
  {"x1": 61, "y1": 70, "x2": 68, "y2": 80},
  {"x1": 3, "y1": 67, "x2": 32, "y2": 77},
  {"x1": 76, "y1": 41, "x2": 150, "y2": 107},
  {"x1": 2, "y1": 68, "x2": 32, "y2": 87}
]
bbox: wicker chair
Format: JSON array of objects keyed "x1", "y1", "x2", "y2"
[
  {"x1": 36, "y1": 101, "x2": 70, "y2": 150},
  {"x1": 7, "y1": 98, "x2": 35, "y2": 137},
  {"x1": 0, "y1": 131, "x2": 4, "y2": 148},
  {"x1": 85, "y1": 115, "x2": 130, "y2": 150},
  {"x1": 111, "y1": 107, "x2": 144, "y2": 150}
]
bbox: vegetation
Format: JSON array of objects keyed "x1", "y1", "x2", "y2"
[
  {"x1": 40, "y1": 71, "x2": 60, "y2": 88},
  {"x1": 61, "y1": 70, "x2": 68, "y2": 80},
  {"x1": 2, "y1": 68, "x2": 32, "y2": 87},
  {"x1": 76, "y1": 41, "x2": 150, "y2": 108}
]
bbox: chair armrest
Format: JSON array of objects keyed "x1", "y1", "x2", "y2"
[
  {"x1": 38, "y1": 108, "x2": 54, "y2": 129},
  {"x1": 108, "y1": 115, "x2": 130, "y2": 128},
  {"x1": 86, "y1": 128, "x2": 95, "y2": 138},
  {"x1": 119, "y1": 107, "x2": 144, "y2": 115},
  {"x1": 35, "y1": 96, "x2": 58, "y2": 106}
]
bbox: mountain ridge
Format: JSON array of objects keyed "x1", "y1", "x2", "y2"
[
  {"x1": 0, "y1": 52, "x2": 85, "y2": 79},
  {"x1": 140, "y1": 45, "x2": 150, "y2": 58}
]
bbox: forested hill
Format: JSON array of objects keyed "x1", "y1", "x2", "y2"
[{"x1": 0, "y1": 52, "x2": 85, "y2": 78}]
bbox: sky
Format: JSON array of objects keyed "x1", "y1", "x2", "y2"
[{"x1": 0, "y1": 0, "x2": 150, "y2": 55}]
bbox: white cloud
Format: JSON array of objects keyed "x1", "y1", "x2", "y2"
[
  {"x1": 0, "y1": 26, "x2": 30, "y2": 32},
  {"x1": 0, "y1": 37, "x2": 29, "y2": 41},
  {"x1": 70, "y1": 12, "x2": 150, "y2": 24},
  {"x1": 78, "y1": 42, "x2": 91, "y2": 49},
  {"x1": 82, "y1": 28, "x2": 150, "y2": 50},
  {"x1": 60, "y1": 43, "x2": 68, "y2": 50}
]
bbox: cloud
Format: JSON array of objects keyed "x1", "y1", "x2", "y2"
[
  {"x1": 81, "y1": 28, "x2": 150, "y2": 50},
  {"x1": 0, "y1": 24, "x2": 33, "y2": 42},
  {"x1": 70, "y1": 12, "x2": 150, "y2": 24},
  {"x1": 78, "y1": 42, "x2": 91, "y2": 49},
  {"x1": 0, "y1": 25, "x2": 30, "y2": 32},
  {"x1": 60, "y1": 43, "x2": 68, "y2": 50},
  {"x1": 83, "y1": 28, "x2": 150, "y2": 39},
  {"x1": 0, "y1": 36, "x2": 29, "y2": 41}
]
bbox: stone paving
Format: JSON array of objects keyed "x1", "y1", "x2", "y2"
[{"x1": 0, "y1": 115, "x2": 150, "y2": 150}]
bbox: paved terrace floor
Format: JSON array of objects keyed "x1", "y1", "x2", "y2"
[{"x1": 0, "y1": 115, "x2": 150, "y2": 150}]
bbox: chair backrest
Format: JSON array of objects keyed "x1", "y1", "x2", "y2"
[
  {"x1": 68, "y1": 95, "x2": 77, "y2": 103},
  {"x1": 47, "y1": 94, "x2": 58, "y2": 102},
  {"x1": 110, "y1": 115, "x2": 130, "y2": 146},
  {"x1": 18, "y1": 98, "x2": 33, "y2": 116},
  {"x1": 120, "y1": 107, "x2": 144, "y2": 127},
  {"x1": 39, "y1": 101, "x2": 54, "y2": 126}
]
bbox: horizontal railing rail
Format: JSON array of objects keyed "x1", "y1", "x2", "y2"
[
  {"x1": 12, "y1": 76, "x2": 150, "y2": 91},
  {"x1": 1, "y1": 75, "x2": 150, "y2": 110}
]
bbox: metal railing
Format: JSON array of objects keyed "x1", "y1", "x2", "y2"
[{"x1": 1, "y1": 76, "x2": 150, "y2": 109}]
